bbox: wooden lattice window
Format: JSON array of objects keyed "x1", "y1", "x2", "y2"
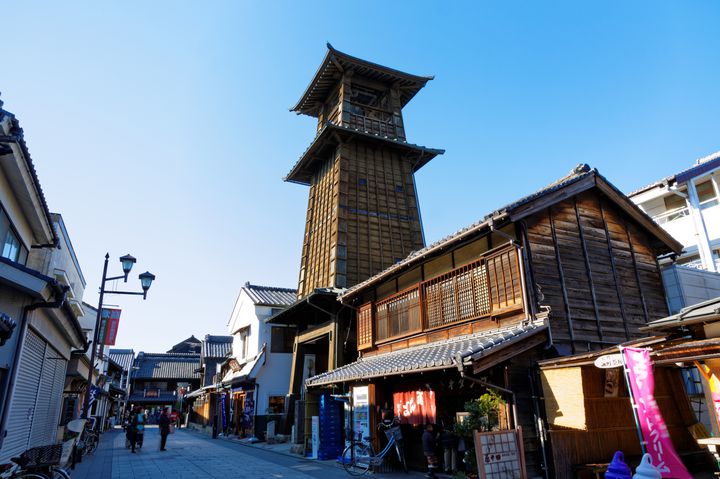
[
  {"x1": 486, "y1": 248, "x2": 523, "y2": 312},
  {"x1": 423, "y1": 260, "x2": 490, "y2": 329},
  {"x1": 357, "y1": 303, "x2": 374, "y2": 350},
  {"x1": 375, "y1": 287, "x2": 421, "y2": 342}
]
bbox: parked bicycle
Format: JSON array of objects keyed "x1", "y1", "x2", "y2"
[
  {"x1": 0, "y1": 444, "x2": 72, "y2": 479},
  {"x1": 342, "y1": 418, "x2": 407, "y2": 476},
  {"x1": 76, "y1": 418, "x2": 99, "y2": 456}
]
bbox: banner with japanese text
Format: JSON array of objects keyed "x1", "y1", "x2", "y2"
[
  {"x1": 99, "y1": 308, "x2": 121, "y2": 345},
  {"x1": 393, "y1": 390, "x2": 436, "y2": 425},
  {"x1": 623, "y1": 347, "x2": 691, "y2": 478}
]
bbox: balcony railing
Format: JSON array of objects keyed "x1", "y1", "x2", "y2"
[{"x1": 360, "y1": 245, "x2": 525, "y2": 346}]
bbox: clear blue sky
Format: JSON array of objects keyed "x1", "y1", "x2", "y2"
[{"x1": 3, "y1": 1, "x2": 719, "y2": 352}]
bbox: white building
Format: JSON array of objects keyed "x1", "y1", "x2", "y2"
[
  {"x1": 629, "y1": 151, "x2": 720, "y2": 272},
  {"x1": 221, "y1": 283, "x2": 296, "y2": 437}
]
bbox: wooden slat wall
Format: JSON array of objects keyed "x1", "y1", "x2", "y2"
[
  {"x1": 297, "y1": 154, "x2": 340, "y2": 298},
  {"x1": 524, "y1": 191, "x2": 669, "y2": 351},
  {"x1": 356, "y1": 303, "x2": 374, "y2": 351},
  {"x1": 544, "y1": 366, "x2": 701, "y2": 479},
  {"x1": 338, "y1": 142, "x2": 425, "y2": 289}
]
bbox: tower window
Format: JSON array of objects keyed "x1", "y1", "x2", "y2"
[
  {"x1": 395, "y1": 185, "x2": 404, "y2": 193},
  {"x1": 358, "y1": 178, "x2": 367, "y2": 186}
]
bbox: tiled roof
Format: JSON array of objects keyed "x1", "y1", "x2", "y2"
[
  {"x1": 341, "y1": 164, "x2": 681, "y2": 299},
  {"x1": 132, "y1": 353, "x2": 200, "y2": 380},
  {"x1": 109, "y1": 349, "x2": 135, "y2": 371},
  {"x1": 201, "y1": 335, "x2": 232, "y2": 359},
  {"x1": 0, "y1": 100, "x2": 57, "y2": 245},
  {"x1": 628, "y1": 150, "x2": 720, "y2": 197},
  {"x1": 306, "y1": 323, "x2": 546, "y2": 387},
  {"x1": 242, "y1": 283, "x2": 297, "y2": 307},
  {"x1": 292, "y1": 43, "x2": 433, "y2": 117},
  {"x1": 285, "y1": 123, "x2": 444, "y2": 185}
]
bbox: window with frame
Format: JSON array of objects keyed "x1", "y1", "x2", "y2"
[
  {"x1": 0, "y1": 207, "x2": 28, "y2": 264},
  {"x1": 270, "y1": 326, "x2": 294, "y2": 353},
  {"x1": 696, "y1": 179, "x2": 719, "y2": 210},
  {"x1": 238, "y1": 326, "x2": 250, "y2": 359},
  {"x1": 267, "y1": 395, "x2": 285, "y2": 414}
]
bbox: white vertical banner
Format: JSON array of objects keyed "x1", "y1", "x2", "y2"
[{"x1": 311, "y1": 415, "x2": 319, "y2": 459}]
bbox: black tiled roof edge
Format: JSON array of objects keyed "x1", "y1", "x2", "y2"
[
  {"x1": 0, "y1": 103, "x2": 58, "y2": 246},
  {"x1": 284, "y1": 122, "x2": 444, "y2": 185},
  {"x1": 291, "y1": 43, "x2": 433, "y2": 115},
  {"x1": 628, "y1": 150, "x2": 720, "y2": 197}
]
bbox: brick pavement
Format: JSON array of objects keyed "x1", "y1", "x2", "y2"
[{"x1": 70, "y1": 426, "x2": 432, "y2": 479}]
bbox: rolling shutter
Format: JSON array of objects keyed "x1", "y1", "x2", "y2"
[
  {"x1": 29, "y1": 344, "x2": 66, "y2": 446},
  {"x1": 0, "y1": 330, "x2": 44, "y2": 461}
]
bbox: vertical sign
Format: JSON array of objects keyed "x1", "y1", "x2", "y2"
[
  {"x1": 622, "y1": 347, "x2": 691, "y2": 478},
  {"x1": 311, "y1": 416, "x2": 319, "y2": 459},
  {"x1": 352, "y1": 386, "x2": 370, "y2": 444},
  {"x1": 99, "y1": 308, "x2": 121, "y2": 345}
]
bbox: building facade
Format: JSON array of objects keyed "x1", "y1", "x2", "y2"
[
  {"x1": 0, "y1": 103, "x2": 87, "y2": 460},
  {"x1": 629, "y1": 150, "x2": 720, "y2": 272},
  {"x1": 306, "y1": 164, "x2": 681, "y2": 476}
]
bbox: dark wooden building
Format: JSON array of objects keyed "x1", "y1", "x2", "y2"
[
  {"x1": 306, "y1": 164, "x2": 683, "y2": 477},
  {"x1": 271, "y1": 44, "x2": 443, "y2": 400}
]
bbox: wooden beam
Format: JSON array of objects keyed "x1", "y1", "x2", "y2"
[
  {"x1": 509, "y1": 175, "x2": 596, "y2": 222},
  {"x1": 296, "y1": 321, "x2": 334, "y2": 344},
  {"x1": 624, "y1": 221, "x2": 650, "y2": 324},
  {"x1": 549, "y1": 207, "x2": 576, "y2": 353},
  {"x1": 472, "y1": 332, "x2": 547, "y2": 374},
  {"x1": 600, "y1": 200, "x2": 631, "y2": 340},
  {"x1": 574, "y1": 197, "x2": 604, "y2": 342}
]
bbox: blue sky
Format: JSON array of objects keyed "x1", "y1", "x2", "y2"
[{"x1": 3, "y1": 1, "x2": 719, "y2": 352}]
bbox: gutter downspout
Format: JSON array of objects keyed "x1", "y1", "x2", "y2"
[{"x1": 0, "y1": 282, "x2": 68, "y2": 449}]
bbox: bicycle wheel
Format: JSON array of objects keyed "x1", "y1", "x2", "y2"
[
  {"x1": 394, "y1": 441, "x2": 408, "y2": 473},
  {"x1": 85, "y1": 439, "x2": 97, "y2": 455},
  {"x1": 341, "y1": 442, "x2": 371, "y2": 476},
  {"x1": 49, "y1": 467, "x2": 71, "y2": 479}
]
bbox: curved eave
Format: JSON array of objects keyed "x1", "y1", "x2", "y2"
[
  {"x1": 284, "y1": 123, "x2": 444, "y2": 185},
  {"x1": 291, "y1": 44, "x2": 434, "y2": 118}
]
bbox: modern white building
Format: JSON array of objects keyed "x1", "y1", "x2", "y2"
[
  {"x1": 629, "y1": 151, "x2": 720, "y2": 272},
  {"x1": 220, "y1": 283, "x2": 296, "y2": 437}
]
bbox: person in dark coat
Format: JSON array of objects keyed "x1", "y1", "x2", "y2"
[
  {"x1": 422, "y1": 423, "x2": 438, "y2": 478},
  {"x1": 159, "y1": 407, "x2": 171, "y2": 451},
  {"x1": 129, "y1": 406, "x2": 145, "y2": 453}
]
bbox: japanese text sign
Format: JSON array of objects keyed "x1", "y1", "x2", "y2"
[
  {"x1": 393, "y1": 390, "x2": 436, "y2": 425},
  {"x1": 99, "y1": 308, "x2": 121, "y2": 345},
  {"x1": 623, "y1": 347, "x2": 690, "y2": 478}
]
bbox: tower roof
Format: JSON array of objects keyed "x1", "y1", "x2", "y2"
[
  {"x1": 291, "y1": 44, "x2": 434, "y2": 118},
  {"x1": 285, "y1": 123, "x2": 444, "y2": 185}
]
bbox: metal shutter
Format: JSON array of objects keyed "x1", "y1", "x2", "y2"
[
  {"x1": 29, "y1": 344, "x2": 66, "y2": 446},
  {"x1": 0, "y1": 330, "x2": 44, "y2": 461}
]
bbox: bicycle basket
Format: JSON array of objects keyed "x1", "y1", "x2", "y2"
[
  {"x1": 20, "y1": 444, "x2": 63, "y2": 467},
  {"x1": 384, "y1": 426, "x2": 402, "y2": 441}
]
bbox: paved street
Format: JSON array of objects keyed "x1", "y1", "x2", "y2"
[{"x1": 70, "y1": 426, "x2": 426, "y2": 479}]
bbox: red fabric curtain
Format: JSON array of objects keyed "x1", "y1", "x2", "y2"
[{"x1": 393, "y1": 390, "x2": 436, "y2": 425}]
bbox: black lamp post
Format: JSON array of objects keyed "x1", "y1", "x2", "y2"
[{"x1": 82, "y1": 253, "x2": 155, "y2": 419}]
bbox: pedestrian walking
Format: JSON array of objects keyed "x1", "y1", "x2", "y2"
[
  {"x1": 422, "y1": 423, "x2": 439, "y2": 478},
  {"x1": 159, "y1": 407, "x2": 172, "y2": 451},
  {"x1": 129, "y1": 405, "x2": 146, "y2": 453},
  {"x1": 440, "y1": 421, "x2": 458, "y2": 474}
]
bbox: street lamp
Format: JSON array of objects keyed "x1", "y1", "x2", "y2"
[{"x1": 82, "y1": 253, "x2": 156, "y2": 419}]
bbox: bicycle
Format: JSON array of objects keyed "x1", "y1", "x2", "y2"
[
  {"x1": 0, "y1": 444, "x2": 71, "y2": 479},
  {"x1": 342, "y1": 419, "x2": 408, "y2": 476}
]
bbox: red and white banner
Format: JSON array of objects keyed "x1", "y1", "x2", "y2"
[
  {"x1": 623, "y1": 347, "x2": 691, "y2": 478},
  {"x1": 393, "y1": 390, "x2": 436, "y2": 425},
  {"x1": 100, "y1": 308, "x2": 121, "y2": 345}
]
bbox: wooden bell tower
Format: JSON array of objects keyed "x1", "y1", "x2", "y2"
[{"x1": 288, "y1": 44, "x2": 444, "y2": 298}]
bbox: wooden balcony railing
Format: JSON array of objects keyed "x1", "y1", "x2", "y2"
[
  {"x1": 357, "y1": 245, "x2": 525, "y2": 349},
  {"x1": 343, "y1": 112, "x2": 399, "y2": 139}
]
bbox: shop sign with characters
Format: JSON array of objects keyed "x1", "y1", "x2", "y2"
[{"x1": 393, "y1": 390, "x2": 436, "y2": 425}]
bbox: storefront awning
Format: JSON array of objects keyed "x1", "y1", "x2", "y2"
[
  {"x1": 221, "y1": 349, "x2": 266, "y2": 386},
  {"x1": 185, "y1": 385, "x2": 215, "y2": 399},
  {"x1": 306, "y1": 323, "x2": 547, "y2": 387}
]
